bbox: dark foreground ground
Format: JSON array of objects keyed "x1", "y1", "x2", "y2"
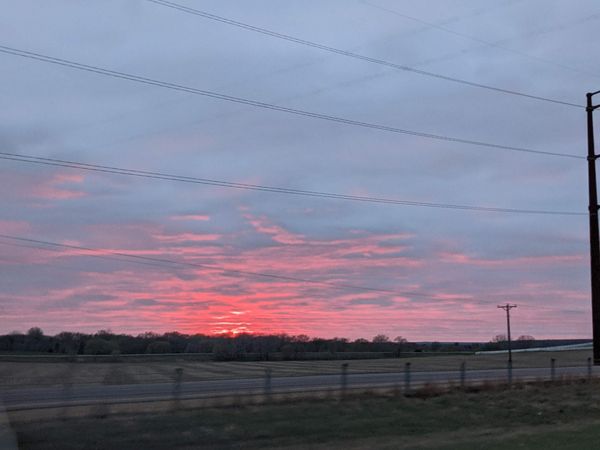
[{"x1": 9, "y1": 379, "x2": 600, "y2": 449}]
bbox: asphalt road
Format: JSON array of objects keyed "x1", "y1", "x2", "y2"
[{"x1": 2, "y1": 365, "x2": 595, "y2": 411}]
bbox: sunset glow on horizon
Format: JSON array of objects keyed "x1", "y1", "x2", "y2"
[
  {"x1": 0, "y1": 0, "x2": 596, "y2": 342},
  {"x1": 0, "y1": 203, "x2": 590, "y2": 341}
]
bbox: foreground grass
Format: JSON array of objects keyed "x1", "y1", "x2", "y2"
[
  {"x1": 12, "y1": 380, "x2": 600, "y2": 449},
  {"x1": 0, "y1": 349, "x2": 592, "y2": 389}
]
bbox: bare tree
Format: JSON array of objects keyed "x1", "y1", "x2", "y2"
[
  {"x1": 394, "y1": 336, "x2": 407, "y2": 356},
  {"x1": 492, "y1": 334, "x2": 507, "y2": 343},
  {"x1": 517, "y1": 335, "x2": 535, "y2": 341}
]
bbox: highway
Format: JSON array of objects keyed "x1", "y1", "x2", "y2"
[{"x1": 2, "y1": 365, "x2": 595, "y2": 411}]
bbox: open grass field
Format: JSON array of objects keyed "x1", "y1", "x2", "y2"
[
  {"x1": 0, "y1": 350, "x2": 592, "y2": 389},
  {"x1": 9, "y1": 379, "x2": 600, "y2": 449}
]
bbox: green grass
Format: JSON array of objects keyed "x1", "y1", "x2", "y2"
[
  {"x1": 11, "y1": 380, "x2": 600, "y2": 449},
  {"x1": 430, "y1": 423, "x2": 600, "y2": 450}
]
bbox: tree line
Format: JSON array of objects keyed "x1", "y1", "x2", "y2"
[
  {"x1": 2, "y1": 328, "x2": 582, "y2": 360},
  {"x1": 0, "y1": 328, "x2": 480, "y2": 360}
]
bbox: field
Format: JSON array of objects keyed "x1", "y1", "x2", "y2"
[
  {"x1": 0, "y1": 350, "x2": 592, "y2": 389},
  {"x1": 9, "y1": 379, "x2": 600, "y2": 449}
]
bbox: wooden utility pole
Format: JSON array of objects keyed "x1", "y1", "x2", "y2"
[
  {"x1": 587, "y1": 91, "x2": 600, "y2": 365},
  {"x1": 498, "y1": 304, "x2": 517, "y2": 363}
]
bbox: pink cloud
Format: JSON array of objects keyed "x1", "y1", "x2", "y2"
[
  {"x1": 170, "y1": 214, "x2": 211, "y2": 222},
  {"x1": 438, "y1": 251, "x2": 586, "y2": 267},
  {"x1": 244, "y1": 213, "x2": 304, "y2": 245},
  {"x1": 153, "y1": 232, "x2": 221, "y2": 243},
  {"x1": 1, "y1": 209, "x2": 591, "y2": 341},
  {"x1": 29, "y1": 172, "x2": 86, "y2": 200},
  {"x1": 0, "y1": 220, "x2": 31, "y2": 234}
]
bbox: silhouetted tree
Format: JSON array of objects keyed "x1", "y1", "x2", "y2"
[
  {"x1": 55, "y1": 331, "x2": 83, "y2": 354},
  {"x1": 394, "y1": 336, "x2": 408, "y2": 355},
  {"x1": 27, "y1": 327, "x2": 44, "y2": 339},
  {"x1": 352, "y1": 338, "x2": 370, "y2": 352},
  {"x1": 516, "y1": 335, "x2": 535, "y2": 349},
  {"x1": 517, "y1": 335, "x2": 535, "y2": 342},
  {"x1": 84, "y1": 337, "x2": 117, "y2": 355},
  {"x1": 146, "y1": 341, "x2": 172, "y2": 354},
  {"x1": 212, "y1": 340, "x2": 237, "y2": 361}
]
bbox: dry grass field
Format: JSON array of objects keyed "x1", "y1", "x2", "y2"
[
  {"x1": 0, "y1": 350, "x2": 592, "y2": 389},
  {"x1": 10, "y1": 379, "x2": 600, "y2": 449}
]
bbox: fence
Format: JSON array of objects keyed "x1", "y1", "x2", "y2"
[{"x1": 1, "y1": 356, "x2": 596, "y2": 415}]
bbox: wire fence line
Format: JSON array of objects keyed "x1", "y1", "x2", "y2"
[{"x1": 1, "y1": 357, "x2": 595, "y2": 413}]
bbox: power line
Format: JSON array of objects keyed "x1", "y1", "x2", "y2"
[
  {"x1": 0, "y1": 240, "x2": 585, "y2": 314},
  {"x1": 0, "y1": 240, "x2": 180, "y2": 272},
  {"x1": 413, "y1": 12, "x2": 600, "y2": 76},
  {"x1": 0, "y1": 242, "x2": 500, "y2": 310},
  {"x1": 143, "y1": 0, "x2": 583, "y2": 109},
  {"x1": 361, "y1": 0, "x2": 600, "y2": 80},
  {"x1": 0, "y1": 45, "x2": 583, "y2": 160},
  {"x1": 0, "y1": 151, "x2": 587, "y2": 217},
  {"x1": 1, "y1": 239, "x2": 586, "y2": 313},
  {"x1": 0, "y1": 234, "x2": 452, "y2": 300},
  {"x1": 415, "y1": 12, "x2": 600, "y2": 78},
  {"x1": 500, "y1": 12, "x2": 600, "y2": 45}
]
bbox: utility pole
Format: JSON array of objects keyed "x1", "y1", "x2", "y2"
[
  {"x1": 498, "y1": 304, "x2": 517, "y2": 363},
  {"x1": 587, "y1": 90, "x2": 600, "y2": 365}
]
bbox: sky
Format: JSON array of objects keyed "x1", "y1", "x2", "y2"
[{"x1": 0, "y1": 0, "x2": 599, "y2": 341}]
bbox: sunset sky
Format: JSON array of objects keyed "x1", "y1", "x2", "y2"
[{"x1": 1, "y1": 0, "x2": 598, "y2": 341}]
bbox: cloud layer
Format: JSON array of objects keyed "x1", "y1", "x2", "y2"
[{"x1": 0, "y1": 0, "x2": 597, "y2": 340}]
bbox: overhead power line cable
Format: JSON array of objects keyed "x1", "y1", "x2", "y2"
[
  {"x1": 361, "y1": 0, "x2": 600, "y2": 80},
  {"x1": 0, "y1": 240, "x2": 182, "y2": 272},
  {"x1": 144, "y1": 0, "x2": 582, "y2": 109},
  {"x1": 0, "y1": 151, "x2": 586, "y2": 217},
  {"x1": 0, "y1": 45, "x2": 583, "y2": 160},
  {"x1": 0, "y1": 234, "x2": 450, "y2": 300}
]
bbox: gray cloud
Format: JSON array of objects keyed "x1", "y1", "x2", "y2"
[{"x1": 0, "y1": 0, "x2": 597, "y2": 339}]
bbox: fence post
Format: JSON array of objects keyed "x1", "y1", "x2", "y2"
[
  {"x1": 550, "y1": 358, "x2": 556, "y2": 382},
  {"x1": 507, "y1": 360, "x2": 513, "y2": 386},
  {"x1": 264, "y1": 367, "x2": 272, "y2": 400},
  {"x1": 460, "y1": 361, "x2": 466, "y2": 390},
  {"x1": 588, "y1": 357, "x2": 593, "y2": 382},
  {"x1": 404, "y1": 362, "x2": 411, "y2": 394},
  {"x1": 340, "y1": 363, "x2": 348, "y2": 397}
]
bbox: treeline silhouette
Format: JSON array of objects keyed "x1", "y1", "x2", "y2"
[
  {"x1": 0, "y1": 328, "x2": 462, "y2": 360},
  {"x1": 0, "y1": 328, "x2": 586, "y2": 361}
]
